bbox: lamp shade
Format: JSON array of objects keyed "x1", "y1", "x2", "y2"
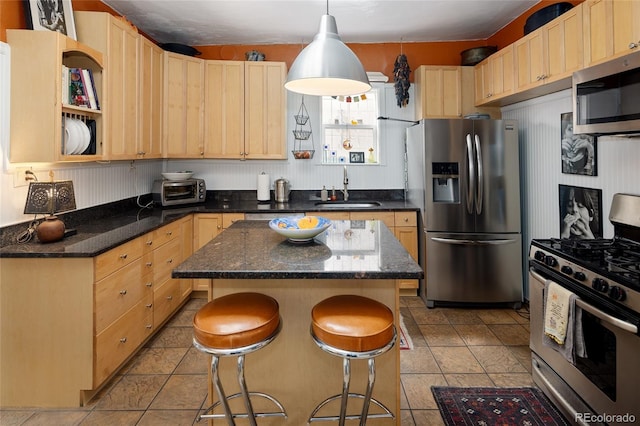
[
  {"x1": 24, "y1": 181, "x2": 76, "y2": 215},
  {"x1": 284, "y1": 14, "x2": 371, "y2": 96}
]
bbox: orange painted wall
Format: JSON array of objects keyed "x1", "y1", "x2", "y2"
[{"x1": 2, "y1": 0, "x2": 585, "y2": 80}]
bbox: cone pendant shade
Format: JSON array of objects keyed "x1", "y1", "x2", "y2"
[{"x1": 285, "y1": 14, "x2": 371, "y2": 96}]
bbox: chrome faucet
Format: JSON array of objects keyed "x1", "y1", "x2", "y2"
[{"x1": 342, "y1": 165, "x2": 349, "y2": 201}]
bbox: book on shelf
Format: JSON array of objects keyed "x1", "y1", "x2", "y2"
[{"x1": 65, "y1": 67, "x2": 100, "y2": 110}]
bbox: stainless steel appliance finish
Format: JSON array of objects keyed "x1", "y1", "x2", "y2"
[
  {"x1": 407, "y1": 119, "x2": 522, "y2": 307},
  {"x1": 152, "y1": 178, "x2": 206, "y2": 206},
  {"x1": 529, "y1": 193, "x2": 640, "y2": 425},
  {"x1": 573, "y1": 49, "x2": 640, "y2": 135},
  {"x1": 274, "y1": 178, "x2": 291, "y2": 203}
]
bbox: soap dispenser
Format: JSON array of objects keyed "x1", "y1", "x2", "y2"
[{"x1": 320, "y1": 186, "x2": 328, "y2": 201}]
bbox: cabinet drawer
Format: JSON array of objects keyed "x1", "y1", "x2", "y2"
[
  {"x1": 153, "y1": 237, "x2": 182, "y2": 283},
  {"x1": 94, "y1": 295, "x2": 154, "y2": 385},
  {"x1": 153, "y1": 278, "x2": 182, "y2": 328},
  {"x1": 94, "y1": 237, "x2": 144, "y2": 281},
  {"x1": 394, "y1": 211, "x2": 417, "y2": 227},
  {"x1": 223, "y1": 213, "x2": 245, "y2": 228},
  {"x1": 350, "y1": 211, "x2": 395, "y2": 229},
  {"x1": 150, "y1": 220, "x2": 181, "y2": 249},
  {"x1": 95, "y1": 258, "x2": 153, "y2": 334}
]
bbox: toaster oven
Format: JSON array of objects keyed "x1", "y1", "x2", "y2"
[{"x1": 152, "y1": 178, "x2": 206, "y2": 206}]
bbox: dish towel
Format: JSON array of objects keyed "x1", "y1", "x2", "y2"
[{"x1": 543, "y1": 280, "x2": 586, "y2": 364}]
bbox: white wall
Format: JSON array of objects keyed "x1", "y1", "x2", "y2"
[
  {"x1": 502, "y1": 89, "x2": 640, "y2": 246},
  {"x1": 0, "y1": 71, "x2": 413, "y2": 227}
]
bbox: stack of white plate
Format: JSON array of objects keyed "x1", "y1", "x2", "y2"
[{"x1": 64, "y1": 118, "x2": 91, "y2": 155}]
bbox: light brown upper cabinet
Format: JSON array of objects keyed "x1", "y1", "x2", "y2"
[
  {"x1": 583, "y1": 0, "x2": 640, "y2": 67},
  {"x1": 474, "y1": 45, "x2": 515, "y2": 105},
  {"x1": 514, "y1": 5, "x2": 583, "y2": 92},
  {"x1": 414, "y1": 66, "x2": 462, "y2": 119},
  {"x1": 75, "y1": 12, "x2": 139, "y2": 160},
  {"x1": 137, "y1": 37, "x2": 163, "y2": 159},
  {"x1": 8, "y1": 30, "x2": 105, "y2": 163},
  {"x1": 204, "y1": 61, "x2": 287, "y2": 159},
  {"x1": 163, "y1": 52, "x2": 205, "y2": 158}
]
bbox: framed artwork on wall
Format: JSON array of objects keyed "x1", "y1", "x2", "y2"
[
  {"x1": 24, "y1": 0, "x2": 77, "y2": 40},
  {"x1": 349, "y1": 151, "x2": 365, "y2": 163},
  {"x1": 561, "y1": 112, "x2": 597, "y2": 176},
  {"x1": 559, "y1": 184, "x2": 602, "y2": 240}
]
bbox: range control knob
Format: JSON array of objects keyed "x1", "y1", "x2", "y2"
[
  {"x1": 561, "y1": 265, "x2": 573, "y2": 275},
  {"x1": 592, "y1": 278, "x2": 609, "y2": 293},
  {"x1": 609, "y1": 286, "x2": 627, "y2": 301},
  {"x1": 574, "y1": 271, "x2": 586, "y2": 281},
  {"x1": 534, "y1": 251, "x2": 546, "y2": 262},
  {"x1": 544, "y1": 256, "x2": 558, "y2": 267}
]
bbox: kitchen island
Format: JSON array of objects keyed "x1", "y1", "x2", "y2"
[{"x1": 172, "y1": 219, "x2": 423, "y2": 425}]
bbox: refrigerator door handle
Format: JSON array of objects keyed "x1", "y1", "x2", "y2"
[
  {"x1": 474, "y1": 134, "x2": 483, "y2": 215},
  {"x1": 465, "y1": 134, "x2": 475, "y2": 214},
  {"x1": 430, "y1": 237, "x2": 518, "y2": 246}
]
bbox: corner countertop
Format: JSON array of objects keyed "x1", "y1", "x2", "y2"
[
  {"x1": 172, "y1": 220, "x2": 424, "y2": 280},
  {"x1": 0, "y1": 191, "x2": 419, "y2": 258}
]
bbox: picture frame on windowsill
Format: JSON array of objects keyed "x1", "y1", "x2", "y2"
[{"x1": 23, "y1": 0, "x2": 77, "y2": 40}]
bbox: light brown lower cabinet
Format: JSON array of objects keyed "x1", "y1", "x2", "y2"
[{"x1": 0, "y1": 216, "x2": 192, "y2": 407}]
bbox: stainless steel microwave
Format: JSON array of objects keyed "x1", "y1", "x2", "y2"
[
  {"x1": 572, "y1": 49, "x2": 640, "y2": 135},
  {"x1": 152, "y1": 178, "x2": 206, "y2": 206}
]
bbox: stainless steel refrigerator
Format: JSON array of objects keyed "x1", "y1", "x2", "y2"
[{"x1": 406, "y1": 119, "x2": 522, "y2": 308}]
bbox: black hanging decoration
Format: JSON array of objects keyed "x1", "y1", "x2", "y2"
[{"x1": 393, "y1": 54, "x2": 411, "y2": 108}]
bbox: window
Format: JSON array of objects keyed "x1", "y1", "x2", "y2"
[{"x1": 320, "y1": 89, "x2": 379, "y2": 165}]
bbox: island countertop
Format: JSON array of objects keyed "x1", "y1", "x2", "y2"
[{"x1": 172, "y1": 219, "x2": 423, "y2": 280}]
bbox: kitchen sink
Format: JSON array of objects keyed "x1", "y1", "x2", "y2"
[{"x1": 314, "y1": 201, "x2": 382, "y2": 209}]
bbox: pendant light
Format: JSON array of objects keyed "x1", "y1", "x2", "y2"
[{"x1": 284, "y1": 1, "x2": 371, "y2": 96}]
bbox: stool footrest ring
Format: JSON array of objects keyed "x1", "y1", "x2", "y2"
[
  {"x1": 199, "y1": 392, "x2": 287, "y2": 422},
  {"x1": 307, "y1": 393, "x2": 394, "y2": 423}
]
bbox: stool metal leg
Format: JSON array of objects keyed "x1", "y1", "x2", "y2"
[
  {"x1": 211, "y1": 355, "x2": 235, "y2": 426},
  {"x1": 339, "y1": 358, "x2": 351, "y2": 426},
  {"x1": 360, "y1": 358, "x2": 376, "y2": 426},
  {"x1": 237, "y1": 355, "x2": 258, "y2": 426}
]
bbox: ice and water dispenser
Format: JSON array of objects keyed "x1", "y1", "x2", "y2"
[{"x1": 432, "y1": 162, "x2": 459, "y2": 203}]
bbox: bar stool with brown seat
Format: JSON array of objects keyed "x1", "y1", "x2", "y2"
[
  {"x1": 308, "y1": 294, "x2": 397, "y2": 425},
  {"x1": 192, "y1": 292, "x2": 287, "y2": 425}
]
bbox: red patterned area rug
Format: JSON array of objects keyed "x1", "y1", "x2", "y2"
[{"x1": 432, "y1": 386, "x2": 569, "y2": 426}]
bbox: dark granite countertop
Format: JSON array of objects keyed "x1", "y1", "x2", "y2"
[
  {"x1": 172, "y1": 220, "x2": 423, "y2": 280},
  {"x1": 0, "y1": 190, "x2": 418, "y2": 258}
]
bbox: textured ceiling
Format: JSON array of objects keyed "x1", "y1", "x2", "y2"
[{"x1": 101, "y1": 0, "x2": 539, "y2": 46}]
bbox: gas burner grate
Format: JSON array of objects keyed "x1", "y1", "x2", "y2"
[{"x1": 549, "y1": 238, "x2": 614, "y2": 260}]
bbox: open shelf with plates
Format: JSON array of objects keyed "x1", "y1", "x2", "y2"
[{"x1": 8, "y1": 30, "x2": 104, "y2": 163}]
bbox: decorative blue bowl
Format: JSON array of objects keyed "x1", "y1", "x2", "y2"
[{"x1": 269, "y1": 216, "x2": 331, "y2": 242}]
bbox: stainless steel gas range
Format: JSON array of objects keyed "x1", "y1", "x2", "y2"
[{"x1": 529, "y1": 193, "x2": 640, "y2": 426}]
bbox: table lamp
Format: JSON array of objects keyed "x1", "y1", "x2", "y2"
[{"x1": 24, "y1": 180, "x2": 76, "y2": 243}]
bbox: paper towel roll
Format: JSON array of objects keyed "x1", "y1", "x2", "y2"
[{"x1": 257, "y1": 172, "x2": 270, "y2": 201}]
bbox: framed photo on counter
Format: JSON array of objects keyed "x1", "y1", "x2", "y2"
[{"x1": 24, "y1": 0, "x2": 77, "y2": 40}]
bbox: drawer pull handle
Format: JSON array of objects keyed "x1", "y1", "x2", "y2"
[
  {"x1": 146, "y1": 241, "x2": 153, "y2": 246},
  {"x1": 146, "y1": 303, "x2": 153, "y2": 308},
  {"x1": 119, "y1": 290, "x2": 127, "y2": 295},
  {"x1": 146, "y1": 324, "x2": 153, "y2": 329},
  {"x1": 167, "y1": 295, "x2": 173, "y2": 300},
  {"x1": 146, "y1": 282, "x2": 153, "y2": 287},
  {"x1": 120, "y1": 337, "x2": 127, "y2": 343},
  {"x1": 146, "y1": 262, "x2": 153, "y2": 267},
  {"x1": 166, "y1": 231, "x2": 173, "y2": 236},
  {"x1": 403, "y1": 217, "x2": 409, "y2": 222},
  {"x1": 167, "y1": 259, "x2": 173, "y2": 264},
  {"x1": 119, "y1": 254, "x2": 128, "y2": 259}
]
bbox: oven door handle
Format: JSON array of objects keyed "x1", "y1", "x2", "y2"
[{"x1": 530, "y1": 269, "x2": 638, "y2": 334}]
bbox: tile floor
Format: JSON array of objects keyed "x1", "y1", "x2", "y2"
[{"x1": 1, "y1": 295, "x2": 532, "y2": 426}]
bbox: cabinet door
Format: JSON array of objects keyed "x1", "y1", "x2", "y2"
[
  {"x1": 611, "y1": 0, "x2": 640, "y2": 58},
  {"x1": 583, "y1": 0, "x2": 612, "y2": 66},
  {"x1": 490, "y1": 45, "x2": 515, "y2": 99},
  {"x1": 515, "y1": 29, "x2": 545, "y2": 92},
  {"x1": 163, "y1": 52, "x2": 204, "y2": 157},
  {"x1": 244, "y1": 62, "x2": 287, "y2": 159},
  {"x1": 394, "y1": 226, "x2": 419, "y2": 290},
  {"x1": 106, "y1": 18, "x2": 139, "y2": 160},
  {"x1": 193, "y1": 214, "x2": 223, "y2": 291},
  {"x1": 415, "y1": 66, "x2": 461, "y2": 119},
  {"x1": 203, "y1": 60, "x2": 245, "y2": 158},
  {"x1": 138, "y1": 36, "x2": 163, "y2": 159},
  {"x1": 544, "y1": 4, "x2": 584, "y2": 83}
]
